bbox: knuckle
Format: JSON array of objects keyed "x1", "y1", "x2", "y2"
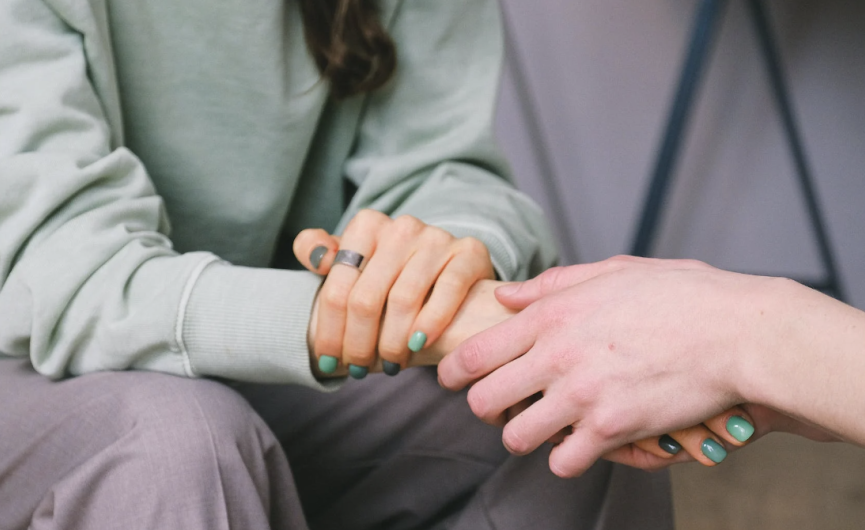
[
  {"x1": 356, "y1": 208, "x2": 381, "y2": 223},
  {"x1": 538, "y1": 266, "x2": 565, "y2": 293},
  {"x1": 458, "y1": 236, "x2": 489, "y2": 257},
  {"x1": 458, "y1": 341, "x2": 487, "y2": 376},
  {"x1": 392, "y1": 214, "x2": 424, "y2": 236},
  {"x1": 421, "y1": 226, "x2": 453, "y2": 246},
  {"x1": 350, "y1": 209, "x2": 386, "y2": 232},
  {"x1": 433, "y1": 273, "x2": 465, "y2": 294},
  {"x1": 321, "y1": 286, "x2": 349, "y2": 314},
  {"x1": 589, "y1": 410, "x2": 626, "y2": 441},
  {"x1": 560, "y1": 378, "x2": 597, "y2": 408},
  {"x1": 539, "y1": 344, "x2": 576, "y2": 375},
  {"x1": 388, "y1": 288, "x2": 421, "y2": 312},
  {"x1": 348, "y1": 291, "x2": 381, "y2": 319}
]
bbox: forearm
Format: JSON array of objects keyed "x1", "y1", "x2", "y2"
[{"x1": 736, "y1": 278, "x2": 865, "y2": 444}]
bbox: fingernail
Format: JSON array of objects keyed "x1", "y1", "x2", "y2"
[
  {"x1": 382, "y1": 361, "x2": 401, "y2": 376},
  {"x1": 348, "y1": 364, "x2": 368, "y2": 379},
  {"x1": 658, "y1": 435, "x2": 682, "y2": 455},
  {"x1": 726, "y1": 416, "x2": 755, "y2": 442},
  {"x1": 496, "y1": 283, "x2": 520, "y2": 297},
  {"x1": 318, "y1": 355, "x2": 338, "y2": 374},
  {"x1": 408, "y1": 331, "x2": 427, "y2": 352},
  {"x1": 701, "y1": 439, "x2": 728, "y2": 464},
  {"x1": 309, "y1": 246, "x2": 328, "y2": 270}
]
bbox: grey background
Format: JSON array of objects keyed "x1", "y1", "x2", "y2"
[{"x1": 495, "y1": 0, "x2": 865, "y2": 308}]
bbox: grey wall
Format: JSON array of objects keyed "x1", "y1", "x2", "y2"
[{"x1": 495, "y1": 0, "x2": 865, "y2": 308}]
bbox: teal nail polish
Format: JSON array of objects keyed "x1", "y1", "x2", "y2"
[
  {"x1": 348, "y1": 364, "x2": 368, "y2": 379},
  {"x1": 701, "y1": 439, "x2": 727, "y2": 464},
  {"x1": 318, "y1": 355, "x2": 338, "y2": 374},
  {"x1": 408, "y1": 331, "x2": 427, "y2": 352},
  {"x1": 658, "y1": 435, "x2": 682, "y2": 455},
  {"x1": 726, "y1": 416, "x2": 755, "y2": 442},
  {"x1": 382, "y1": 361, "x2": 401, "y2": 376},
  {"x1": 309, "y1": 246, "x2": 328, "y2": 270}
]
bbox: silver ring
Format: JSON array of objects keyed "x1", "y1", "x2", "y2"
[{"x1": 333, "y1": 249, "x2": 365, "y2": 271}]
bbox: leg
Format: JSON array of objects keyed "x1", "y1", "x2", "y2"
[
  {"x1": 0, "y1": 358, "x2": 307, "y2": 530},
  {"x1": 239, "y1": 368, "x2": 673, "y2": 530}
]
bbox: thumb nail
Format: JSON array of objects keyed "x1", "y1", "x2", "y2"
[{"x1": 496, "y1": 283, "x2": 520, "y2": 298}]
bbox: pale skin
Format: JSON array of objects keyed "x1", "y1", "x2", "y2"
[
  {"x1": 293, "y1": 209, "x2": 495, "y2": 376},
  {"x1": 294, "y1": 212, "x2": 746, "y2": 468},
  {"x1": 437, "y1": 255, "x2": 861, "y2": 478}
]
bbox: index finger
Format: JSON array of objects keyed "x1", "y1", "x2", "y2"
[{"x1": 437, "y1": 306, "x2": 539, "y2": 391}]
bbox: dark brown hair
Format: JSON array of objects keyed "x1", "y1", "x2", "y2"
[{"x1": 297, "y1": 0, "x2": 397, "y2": 99}]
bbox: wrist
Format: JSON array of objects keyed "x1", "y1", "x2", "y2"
[{"x1": 732, "y1": 276, "x2": 807, "y2": 407}]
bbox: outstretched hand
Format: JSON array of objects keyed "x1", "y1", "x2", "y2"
[{"x1": 438, "y1": 256, "x2": 834, "y2": 477}]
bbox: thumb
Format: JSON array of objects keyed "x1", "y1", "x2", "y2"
[
  {"x1": 495, "y1": 260, "x2": 632, "y2": 309},
  {"x1": 293, "y1": 229, "x2": 341, "y2": 275}
]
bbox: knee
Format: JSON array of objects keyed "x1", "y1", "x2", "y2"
[{"x1": 107, "y1": 373, "x2": 277, "y2": 470}]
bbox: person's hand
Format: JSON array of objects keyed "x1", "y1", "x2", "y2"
[
  {"x1": 305, "y1": 278, "x2": 515, "y2": 378},
  {"x1": 619, "y1": 406, "x2": 756, "y2": 469},
  {"x1": 437, "y1": 256, "x2": 832, "y2": 477},
  {"x1": 294, "y1": 209, "x2": 494, "y2": 378},
  {"x1": 610, "y1": 401, "x2": 838, "y2": 471}
]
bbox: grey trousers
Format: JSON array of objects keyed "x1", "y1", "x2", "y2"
[{"x1": 0, "y1": 358, "x2": 673, "y2": 529}]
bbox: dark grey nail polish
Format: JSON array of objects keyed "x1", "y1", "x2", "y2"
[
  {"x1": 382, "y1": 361, "x2": 401, "y2": 376},
  {"x1": 309, "y1": 246, "x2": 328, "y2": 270},
  {"x1": 658, "y1": 435, "x2": 682, "y2": 455}
]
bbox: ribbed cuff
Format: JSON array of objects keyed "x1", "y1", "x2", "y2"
[{"x1": 181, "y1": 262, "x2": 341, "y2": 390}]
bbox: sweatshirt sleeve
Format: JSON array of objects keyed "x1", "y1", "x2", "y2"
[
  {"x1": 0, "y1": 0, "x2": 333, "y2": 388},
  {"x1": 337, "y1": 0, "x2": 559, "y2": 281}
]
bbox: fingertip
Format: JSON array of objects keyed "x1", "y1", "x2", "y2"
[
  {"x1": 436, "y1": 340, "x2": 483, "y2": 391},
  {"x1": 309, "y1": 245, "x2": 328, "y2": 271},
  {"x1": 377, "y1": 340, "x2": 411, "y2": 374},
  {"x1": 549, "y1": 458, "x2": 577, "y2": 479},
  {"x1": 317, "y1": 355, "x2": 339, "y2": 374},
  {"x1": 705, "y1": 407, "x2": 756, "y2": 447},
  {"x1": 502, "y1": 423, "x2": 534, "y2": 455},
  {"x1": 700, "y1": 438, "x2": 728, "y2": 464},
  {"x1": 293, "y1": 229, "x2": 337, "y2": 273},
  {"x1": 726, "y1": 415, "x2": 756, "y2": 444},
  {"x1": 549, "y1": 432, "x2": 607, "y2": 479},
  {"x1": 407, "y1": 330, "x2": 428, "y2": 352},
  {"x1": 494, "y1": 282, "x2": 528, "y2": 308},
  {"x1": 495, "y1": 282, "x2": 519, "y2": 296},
  {"x1": 382, "y1": 360, "x2": 402, "y2": 376},
  {"x1": 348, "y1": 364, "x2": 369, "y2": 380}
]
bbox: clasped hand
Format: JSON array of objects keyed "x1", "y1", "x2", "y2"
[
  {"x1": 438, "y1": 256, "x2": 835, "y2": 477},
  {"x1": 295, "y1": 216, "x2": 774, "y2": 475},
  {"x1": 294, "y1": 209, "x2": 498, "y2": 377}
]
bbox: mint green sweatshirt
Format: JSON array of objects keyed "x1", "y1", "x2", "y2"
[{"x1": 0, "y1": 0, "x2": 557, "y2": 388}]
